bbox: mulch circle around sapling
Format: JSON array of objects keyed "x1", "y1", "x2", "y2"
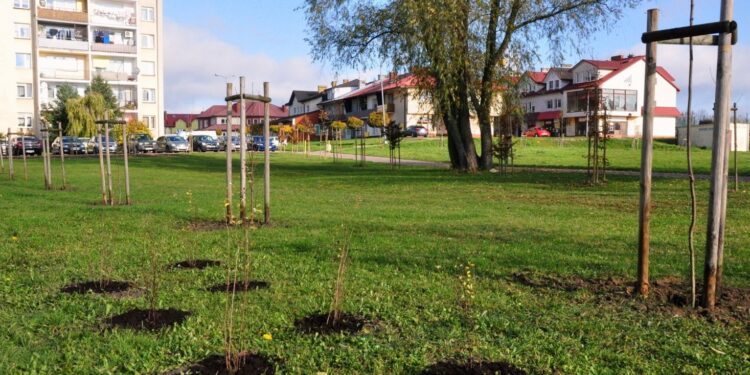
[
  {"x1": 511, "y1": 272, "x2": 750, "y2": 323},
  {"x1": 170, "y1": 259, "x2": 222, "y2": 270},
  {"x1": 294, "y1": 312, "x2": 377, "y2": 335},
  {"x1": 61, "y1": 280, "x2": 133, "y2": 295},
  {"x1": 421, "y1": 360, "x2": 527, "y2": 375},
  {"x1": 162, "y1": 352, "x2": 278, "y2": 375},
  {"x1": 207, "y1": 280, "x2": 270, "y2": 292},
  {"x1": 105, "y1": 308, "x2": 191, "y2": 331}
]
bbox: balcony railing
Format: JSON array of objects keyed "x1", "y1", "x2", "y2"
[
  {"x1": 94, "y1": 71, "x2": 136, "y2": 82},
  {"x1": 40, "y1": 69, "x2": 87, "y2": 80},
  {"x1": 38, "y1": 38, "x2": 89, "y2": 51},
  {"x1": 119, "y1": 100, "x2": 138, "y2": 111},
  {"x1": 91, "y1": 43, "x2": 137, "y2": 54},
  {"x1": 38, "y1": 8, "x2": 88, "y2": 23},
  {"x1": 91, "y1": 8, "x2": 137, "y2": 27}
]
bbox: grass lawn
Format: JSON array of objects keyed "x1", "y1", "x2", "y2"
[
  {"x1": 1, "y1": 153, "x2": 749, "y2": 374},
  {"x1": 308, "y1": 136, "x2": 750, "y2": 175}
]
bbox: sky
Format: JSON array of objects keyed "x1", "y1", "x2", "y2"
[{"x1": 163, "y1": 0, "x2": 750, "y2": 117}]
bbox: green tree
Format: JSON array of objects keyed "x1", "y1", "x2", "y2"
[
  {"x1": 66, "y1": 93, "x2": 107, "y2": 136},
  {"x1": 86, "y1": 75, "x2": 122, "y2": 119},
  {"x1": 303, "y1": 0, "x2": 640, "y2": 172},
  {"x1": 42, "y1": 84, "x2": 80, "y2": 133},
  {"x1": 368, "y1": 111, "x2": 390, "y2": 128}
]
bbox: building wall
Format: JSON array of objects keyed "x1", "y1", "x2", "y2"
[{"x1": 677, "y1": 123, "x2": 750, "y2": 152}]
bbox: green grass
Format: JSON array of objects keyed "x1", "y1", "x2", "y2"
[
  {"x1": 310, "y1": 136, "x2": 750, "y2": 175},
  {"x1": 1, "y1": 154, "x2": 749, "y2": 374}
]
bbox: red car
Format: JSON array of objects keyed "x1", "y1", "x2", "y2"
[{"x1": 523, "y1": 127, "x2": 551, "y2": 137}]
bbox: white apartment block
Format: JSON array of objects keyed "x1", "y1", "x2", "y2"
[
  {"x1": 1, "y1": 0, "x2": 165, "y2": 137},
  {"x1": 519, "y1": 55, "x2": 680, "y2": 138}
]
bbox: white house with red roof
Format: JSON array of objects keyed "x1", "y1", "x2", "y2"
[{"x1": 520, "y1": 55, "x2": 680, "y2": 138}]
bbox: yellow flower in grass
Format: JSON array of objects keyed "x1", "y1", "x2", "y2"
[
  {"x1": 11, "y1": 232, "x2": 18, "y2": 242},
  {"x1": 262, "y1": 333, "x2": 273, "y2": 341}
]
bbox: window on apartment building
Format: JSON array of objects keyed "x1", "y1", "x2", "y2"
[
  {"x1": 14, "y1": 0, "x2": 30, "y2": 9},
  {"x1": 602, "y1": 89, "x2": 637, "y2": 112},
  {"x1": 547, "y1": 100, "x2": 553, "y2": 109},
  {"x1": 143, "y1": 116, "x2": 156, "y2": 129},
  {"x1": 141, "y1": 7, "x2": 155, "y2": 22},
  {"x1": 141, "y1": 34, "x2": 155, "y2": 49},
  {"x1": 14, "y1": 23, "x2": 30, "y2": 39},
  {"x1": 556, "y1": 99, "x2": 562, "y2": 108},
  {"x1": 17, "y1": 83, "x2": 32, "y2": 98},
  {"x1": 142, "y1": 88, "x2": 156, "y2": 102},
  {"x1": 15, "y1": 53, "x2": 31, "y2": 69},
  {"x1": 141, "y1": 61, "x2": 155, "y2": 75},
  {"x1": 17, "y1": 114, "x2": 32, "y2": 128}
]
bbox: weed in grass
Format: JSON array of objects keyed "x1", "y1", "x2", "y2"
[{"x1": 328, "y1": 227, "x2": 351, "y2": 326}]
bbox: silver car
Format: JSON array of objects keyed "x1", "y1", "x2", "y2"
[
  {"x1": 157, "y1": 135, "x2": 189, "y2": 153},
  {"x1": 88, "y1": 135, "x2": 118, "y2": 153}
]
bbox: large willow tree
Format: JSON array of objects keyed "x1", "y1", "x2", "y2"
[
  {"x1": 303, "y1": 0, "x2": 640, "y2": 171},
  {"x1": 66, "y1": 93, "x2": 108, "y2": 137}
]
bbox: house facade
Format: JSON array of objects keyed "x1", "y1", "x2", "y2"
[
  {"x1": 520, "y1": 55, "x2": 680, "y2": 138},
  {"x1": 164, "y1": 112, "x2": 198, "y2": 134},
  {"x1": 1, "y1": 0, "x2": 166, "y2": 136},
  {"x1": 196, "y1": 101, "x2": 288, "y2": 135}
]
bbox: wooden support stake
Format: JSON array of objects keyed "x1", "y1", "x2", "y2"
[
  {"x1": 263, "y1": 82, "x2": 271, "y2": 225},
  {"x1": 638, "y1": 8, "x2": 658, "y2": 297},
  {"x1": 225, "y1": 82, "x2": 234, "y2": 224},
  {"x1": 122, "y1": 122, "x2": 131, "y2": 205},
  {"x1": 239, "y1": 76, "x2": 248, "y2": 223},
  {"x1": 58, "y1": 126, "x2": 67, "y2": 190}
]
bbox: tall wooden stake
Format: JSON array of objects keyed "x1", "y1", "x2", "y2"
[
  {"x1": 638, "y1": 9, "x2": 658, "y2": 297},
  {"x1": 703, "y1": 0, "x2": 733, "y2": 309},
  {"x1": 732, "y1": 103, "x2": 738, "y2": 192},
  {"x1": 20, "y1": 132, "x2": 28, "y2": 181},
  {"x1": 0, "y1": 131, "x2": 5, "y2": 173},
  {"x1": 104, "y1": 120, "x2": 113, "y2": 204},
  {"x1": 263, "y1": 82, "x2": 271, "y2": 225},
  {"x1": 225, "y1": 82, "x2": 234, "y2": 224},
  {"x1": 97, "y1": 127, "x2": 107, "y2": 204},
  {"x1": 43, "y1": 128, "x2": 52, "y2": 189},
  {"x1": 58, "y1": 126, "x2": 67, "y2": 190},
  {"x1": 686, "y1": 0, "x2": 698, "y2": 308},
  {"x1": 239, "y1": 77, "x2": 248, "y2": 224},
  {"x1": 8, "y1": 129, "x2": 15, "y2": 180},
  {"x1": 122, "y1": 122, "x2": 131, "y2": 205}
]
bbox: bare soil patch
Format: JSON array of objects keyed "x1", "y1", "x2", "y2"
[
  {"x1": 511, "y1": 272, "x2": 750, "y2": 323},
  {"x1": 105, "y1": 308, "x2": 190, "y2": 331},
  {"x1": 294, "y1": 312, "x2": 377, "y2": 335},
  {"x1": 207, "y1": 280, "x2": 270, "y2": 292},
  {"x1": 170, "y1": 259, "x2": 222, "y2": 270},
  {"x1": 420, "y1": 360, "x2": 527, "y2": 375},
  {"x1": 61, "y1": 280, "x2": 133, "y2": 295},
  {"x1": 163, "y1": 352, "x2": 277, "y2": 375}
]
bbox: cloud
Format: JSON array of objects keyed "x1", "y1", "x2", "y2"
[
  {"x1": 163, "y1": 19, "x2": 332, "y2": 113},
  {"x1": 617, "y1": 44, "x2": 750, "y2": 116}
]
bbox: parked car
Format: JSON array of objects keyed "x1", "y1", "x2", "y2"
[
  {"x1": 157, "y1": 135, "x2": 189, "y2": 153},
  {"x1": 11, "y1": 136, "x2": 42, "y2": 156},
  {"x1": 524, "y1": 127, "x2": 552, "y2": 137},
  {"x1": 88, "y1": 135, "x2": 118, "y2": 154},
  {"x1": 250, "y1": 136, "x2": 278, "y2": 151},
  {"x1": 51, "y1": 136, "x2": 84, "y2": 154},
  {"x1": 128, "y1": 133, "x2": 157, "y2": 153},
  {"x1": 219, "y1": 136, "x2": 242, "y2": 151},
  {"x1": 403, "y1": 125, "x2": 428, "y2": 137},
  {"x1": 192, "y1": 135, "x2": 220, "y2": 152}
]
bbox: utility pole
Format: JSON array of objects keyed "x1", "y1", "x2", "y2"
[
  {"x1": 637, "y1": 8, "x2": 658, "y2": 297},
  {"x1": 263, "y1": 82, "x2": 271, "y2": 225},
  {"x1": 225, "y1": 82, "x2": 234, "y2": 224},
  {"x1": 239, "y1": 76, "x2": 248, "y2": 223},
  {"x1": 704, "y1": 0, "x2": 733, "y2": 309}
]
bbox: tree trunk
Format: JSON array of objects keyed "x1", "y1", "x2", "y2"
[{"x1": 477, "y1": 106, "x2": 494, "y2": 170}]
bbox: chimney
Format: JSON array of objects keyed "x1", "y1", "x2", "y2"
[
  {"x1": 389, "y1": 71, "x2": 397, "y2": 81},
  {"x1": 317, "y1": 85, "x2": 326, "y2": 93},
  {"x1": 611, "y1": 55, "x2": 624, "y2": 61},
  {"x1": 331, "y1": 81, "x2": 337, "y2": 87}
]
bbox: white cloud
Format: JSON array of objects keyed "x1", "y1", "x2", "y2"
[
  {"x1": 163, "y1": 19, "x2": 332, "y2": 113},
  {"x1": 617, "y1": 44, "x2": 750, "y2": 116}
]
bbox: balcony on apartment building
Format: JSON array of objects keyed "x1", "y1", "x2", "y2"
[
  {"x1": 38, "y1": 23, "x2": 89, "y2": 51},
  {"x1": 91, "y1": 28, "x2": 136, "y2": 54},
  {"x1": 39, "y1": 54, "x2": 88, "y2": 81},
  {"x1": 113, "y1": 88, "x2": 138, "y2": 110},
  {"x1": 37, "y1": 0, "x2": 88, "y2": 23},
  {"x1": 90, "y1": 0, "x2": 137, "y2": 28}
]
